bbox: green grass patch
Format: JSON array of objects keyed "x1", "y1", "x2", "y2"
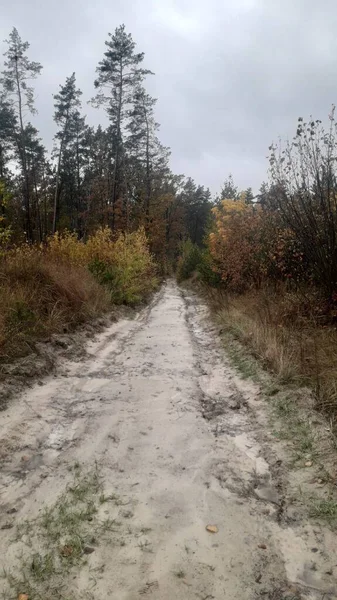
[
  {"x1": 2, "y1": 464, "x2": 119, "y2": 600},
  {"x1": 309, "y1": 497, "x2": 337, "y2": 524}
]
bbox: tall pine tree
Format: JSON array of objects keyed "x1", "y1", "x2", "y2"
[
  {"x1": 93, "y1": 24, "x2": 152, "y2": 230},
  {"x1": 52, "y1": 73, "x2": 82, "y2": 232},
  {"x1": 0, "y1": 28, "x2": 42, "y2": 241}
]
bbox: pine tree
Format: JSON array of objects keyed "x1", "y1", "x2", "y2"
[
  {"x1": 244, "y1": 187, "x2": 254, "y2": 204},
  {"x1": 0, "y1": 93, "x2": 16, "y2": 180},
  {"x1": 93, "y1": 25, "x2": 152, "y2": 229},
  {"x1": 127, "y1": 85, "x2": 170, "y2": 228},
  {"x1": 58, "y1": 110, "x2": 89, "y2": 232},
  {"x1": 180, "y1": 178, "x2": 212, "y2": 245},
  {"x1": 0, "y1": 27, "x2": 42, "y2": 241},
  {"x1": 52, "y1": 73, "x2": 82, "y2": 232},
  {"x1": 219, "y1": 174, "x2": 239, "y2": 201},
  {"x1": 24, "y1": 123, "x2": 47, "y2": 241}
]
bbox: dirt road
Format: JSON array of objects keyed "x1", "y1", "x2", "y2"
[{"x1": 1, "y1": 281, "x2": 336, "y2": 599}]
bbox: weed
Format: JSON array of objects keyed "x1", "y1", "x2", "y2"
[
  {"x1": 138, "y1": 540, "x2": 153, "y2": 553},
  {"x1": 310, "y1": 498, "x2": 337, "y2": 524},
  {"x1": 221, "y1": 331, "x2": 260, "y2": 382},
  {"x1": 30, "y1": 552, "x2": 56, "y2": 580},
  {"x1": 2, "y1": 467, "x2": 121, "y2": 599}
]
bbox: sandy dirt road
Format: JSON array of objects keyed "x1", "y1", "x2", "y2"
[{"x1": 1, "y1": 281, "x2": 337, "y2": 599}]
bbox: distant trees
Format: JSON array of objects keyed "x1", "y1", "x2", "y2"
[
  {"x1": 218, "y1": 174, "x2": 239, "y2": 202},
  {"x1": 205, "y1": 110, "x2": 337, "y2": 302},
  {"x1": 0, "y1": 24, "x2": 213, "y2": 262}
]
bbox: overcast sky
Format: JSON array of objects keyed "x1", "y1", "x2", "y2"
[{"x1": 1, "y1": 0, "x2": 337, "y2": 195}]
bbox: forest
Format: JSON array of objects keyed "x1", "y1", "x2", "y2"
[
  {"x1": 1, "y1": 24, "x2": 337, "y2": 418},
  {"x1": 0, "y1": 25, "x2": 214, "y2": 359}
]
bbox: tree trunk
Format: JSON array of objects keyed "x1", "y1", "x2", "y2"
[
  {"x1": 111, "y1": 60, "x2": 124, "y2": 231},
  {"x1": 14, "y1": 56, "x2": 33, "y2": 242},
  {"x1": 52, "y1": 139, "x2": 64, "y2": 234}
]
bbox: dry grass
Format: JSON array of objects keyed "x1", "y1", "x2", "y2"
[
  {"x1": 0, "y1": 251, "x2": 111, "y2": 361},
  {"x1": 0, "y1": 228, "x2": 158, "y2": 363},
  {"x1": 206, "y1": 285, "x2": 337, "y2": 417}
]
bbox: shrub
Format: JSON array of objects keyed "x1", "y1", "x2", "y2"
[
  {"x1": 0, "y1": 227, "x2": 158, "y2": 360},
  {"x1": 176, "y1": 240, "x2": 202, "y2": 282},
  {"x1": 0, "y1": 250, "x2": 110, "y2": 360}
]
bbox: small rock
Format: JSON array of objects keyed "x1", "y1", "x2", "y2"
[
  {"x1": 255, "y1": 574, "x2": 262, "y2": 583},
  {"x1": 206, "y1": 525, "x2": 218, "y2": 533},
  {"x1": 18, "y1": 594, "x2": 29, "y2": 600},
  {"x1": 1, "y1": 523, "x2": 14, "y2": 530},
  {"x1": 7, "y1": 507, "x2": 18, "y2": 514},
  {"x1": 83, "y1": 546, "x2": 95, "y2": 554},
  {"x1": 326, "y1": 568, "x2": 333, "y2": 575},
  {"x1": 305, "y1": 461, "x2": 313, "y2": 467},
  {"x1": 311, "y1": 547, "x2": 319, "y2": 553},
  {"x1": 21, "y1": 456, "x2": 29, "y2": 462},
  {"x1": 258, "y1": 543, "x2": 267, "y2": 549}
]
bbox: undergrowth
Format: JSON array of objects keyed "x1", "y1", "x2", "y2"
[
  {"x1": 205, "y1": 285, "x2": 337, "y2": 421},
  {"x1": 0, "y1": 227, "x2": 157, "y2": 362}
]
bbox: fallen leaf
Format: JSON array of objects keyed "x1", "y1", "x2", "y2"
[
  {"x1": 258, "y1": 543, "x2": 267, "y2": 549},
  {"x1": 60, "y1": 545, "x2": 73, "y2": 557},
  {"x1": 305, "y1": 461, "x2": 313, "y2": 467},
  {"x1": 206, "y1": 525, "x2": 218, "y2": 533}
]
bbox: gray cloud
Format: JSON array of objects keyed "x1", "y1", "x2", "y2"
[{"x1": 1, "y1": 0, "x2": 337, "y2": 194}]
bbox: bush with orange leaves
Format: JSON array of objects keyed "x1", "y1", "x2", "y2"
[
  {"x1": 208, "y1": 200, "x2": 267, "y2": 292},
  {"x1": 208, "y1": 199, "x2": 307, "y2": 293}
]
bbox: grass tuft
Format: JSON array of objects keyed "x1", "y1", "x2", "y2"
[
  {"x1": 310, "y1": 497, "x2": 337, "y2": 524},
  {"x1": 2, "y1": 465, "x2": 119, "y2": 600}
]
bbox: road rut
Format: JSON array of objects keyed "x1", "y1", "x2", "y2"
[{"x1": 1, "y1": 280, "x2": 336, "y2": 599}]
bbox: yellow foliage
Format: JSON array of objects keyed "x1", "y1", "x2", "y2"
[
  {"x1": 0, "y1": 227, "x2": 158, "y2": 361},
  {"x1": 4, "y1": 227, "x2": 157, "y2": 306}
]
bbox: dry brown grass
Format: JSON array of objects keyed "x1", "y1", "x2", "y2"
[
  {"x1": 206, "y1": 285, "x2": 337, "y2": 416},
  {"x1": 0, "y1": 228, "x2": 158, "y2": 363},
  {"x1": 0, "y1": 251, "x2": 111, "y2": 361}
]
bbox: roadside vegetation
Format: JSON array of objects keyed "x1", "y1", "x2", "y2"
[
  {"x1": 0, "y1": 26, "x2": 212, "y2": 363},
  {"x1": 0, "y1": 228, "x2": 157, "y2": 361},
  {"x1": 2, "y1": 21, "x2": 337, "y2": 429},
  {"x1": 178, "y1": 111, "x2": 337, "y2": 424}
]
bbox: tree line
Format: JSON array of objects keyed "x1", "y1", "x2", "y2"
[
  {"x1": 0, "y1": 25, "x2": 212, "y2": 261},
  {"x1": 180, "y1": 108, "x2": 337, "y2": 309}
]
